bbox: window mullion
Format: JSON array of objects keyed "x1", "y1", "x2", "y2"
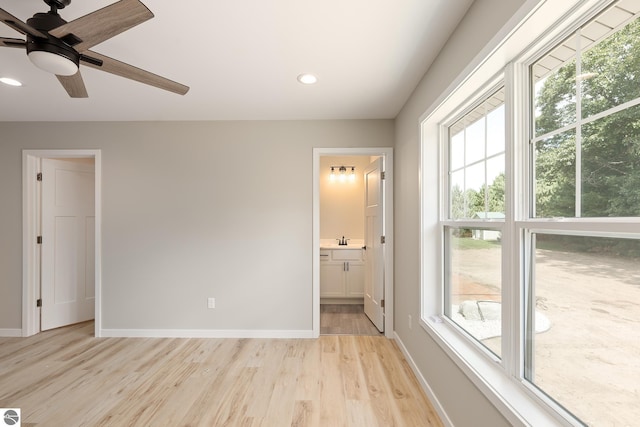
[
  {"x1": 484, "y1": 106, "x2": 489, "y2": 214},
  {"x1": 575, "y1": 28, "x2": 583, "y2": 218}
]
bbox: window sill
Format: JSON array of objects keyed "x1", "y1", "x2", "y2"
[{"x1": 419, "y1": 315, "x2": 576, "y2": 427}]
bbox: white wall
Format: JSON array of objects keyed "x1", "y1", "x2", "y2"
[
  {"x1": 0, "y1": 120, "x2": 392, "y2": 332},
  {"x1": 393, "y1": 0, "x2": 527, "y2": 426}
]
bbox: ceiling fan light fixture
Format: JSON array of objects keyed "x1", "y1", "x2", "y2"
[{"x1": 28, "y1": 50, "x2": 78, "y2": 76}]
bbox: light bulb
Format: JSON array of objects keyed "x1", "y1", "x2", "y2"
[{"x1": 339, "y1": 166, "x2": 347, "y2": 182}]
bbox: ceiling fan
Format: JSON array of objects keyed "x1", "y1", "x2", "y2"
[{"x1": 0, "y1": 0, "x2": 189, "y2": 97}]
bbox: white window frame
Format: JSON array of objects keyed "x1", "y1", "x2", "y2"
[
  {"x1": 419, "y1": 0, "x2": 633, "y2": 425},
  {"x1": 440, "y1": 81, "x2": 508, "y2": 361}
]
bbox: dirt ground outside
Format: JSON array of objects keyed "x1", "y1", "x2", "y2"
[{"x1": 452, "y1": 246, "x2": 640, "y2": 427}]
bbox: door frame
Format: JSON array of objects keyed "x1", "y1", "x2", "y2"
[
  {"x1": 22, "y1": 149, "x2": 102, "y2": 337},
  {"x1": 313, "y1": 147, "x2": 394, "y2": 338}
]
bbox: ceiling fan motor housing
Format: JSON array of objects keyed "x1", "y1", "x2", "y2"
[
  {"x1": 44, "y1": 0, "x2": 72, "y2": 10},
  {"x1": 26, "y1": 12, "x2": 80, "y2": 73}
]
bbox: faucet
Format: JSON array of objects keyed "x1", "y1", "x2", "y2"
[{"x1": 337, "y1": 236, "x2": 350, "y2": 246}]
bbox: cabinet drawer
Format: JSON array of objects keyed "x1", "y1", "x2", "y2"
[
  {"x1": 331, "y1": 249, "x2": 362, "y2": 261},
  {"x1": 320, "y1": 250, "x2": 331, "y2": 261}
]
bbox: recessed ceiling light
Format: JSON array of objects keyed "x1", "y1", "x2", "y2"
[
  {"x1": 0, "y1": 77, "x2": 22, "y2": 87},
  {"x1": 297, "y1": 73, "x2": 318, "y2": 85}
]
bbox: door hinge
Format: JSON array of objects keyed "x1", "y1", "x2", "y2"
[
  {"x1": 36, "y1": 172, "x2": 42, "y2": 181},
  {"x1": 381, "y1": 299, "x2": 385, "y2": 308},
  {"x1": 381, "y1": 171, "x2": 386, "y2": 180},
  {"x1": 380, "y1": 235, "x2": 385, "y2": 244},
  {"x1": 37, "y1": 236, "x2": 43, "y2": 244},
  {"x1": 36, "y1": 298, "x2": 42, "y2": 308}
]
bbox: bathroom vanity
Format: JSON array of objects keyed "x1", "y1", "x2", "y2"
[{"x1": 320, "y1": 241, "x2": 364, "y2": 300}]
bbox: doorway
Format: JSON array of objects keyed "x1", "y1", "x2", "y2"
[
  {"x1": 22, "y1": 150, "x2": 102, "y2": 337},
  {"x1": 312, "y1": 148, "x2": 393, "y2": 338}
]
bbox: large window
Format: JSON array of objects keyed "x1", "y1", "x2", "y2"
[
  {"x1": 424, "y1": 1, "x2": 640, "y2": 426},
  {"x1": 525, "y1": 5, "x2": 640, "y2": 425},
  {"x1": 444, "y1": 89, "x2": 505, "y2": 357}
]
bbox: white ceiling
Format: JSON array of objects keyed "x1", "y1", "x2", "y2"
[{"x1": 0, "y1": 0, "x2": 473, "y2": 121}]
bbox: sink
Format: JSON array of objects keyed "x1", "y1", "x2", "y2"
[{"x1": 320, "y1": 243, "x2": 364, "y2": 249}]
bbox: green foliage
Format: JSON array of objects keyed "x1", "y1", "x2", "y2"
[
  {"x1": 537, "y1": 234, "x2": 640, "y2": 258},
  {"x1": 534, "y1": 17, "x2": 640, "y2": 218},
  {"x1": 451, "y1": 173, "x2": 505, "y2": 219}
]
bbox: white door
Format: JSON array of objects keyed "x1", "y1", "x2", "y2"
[
  {"x1": 41, "y1": 159, "x2": 95, "y2": 330},
  {"x1": 363, "y1": 158, "x2": 385, "y2": 332}
]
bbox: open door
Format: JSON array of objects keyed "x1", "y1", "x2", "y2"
[
  {"x1": 41, "y1": 158, "x2": 95, "y2": 331},
  {"x1": 363, "y1": 157, "x2": 385, "y2": 332}
]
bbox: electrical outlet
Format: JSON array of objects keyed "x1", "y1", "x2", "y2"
[
  {"x1": 408, "y1": 314, "x2": 413, "y2": 330},
  {"x1": 207, "y1": 297, "x2": 215, "y2": 309}
]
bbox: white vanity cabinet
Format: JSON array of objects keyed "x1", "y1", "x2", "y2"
[{"x1": 320, "y1": 248, "x2": 364, "y2": 298}]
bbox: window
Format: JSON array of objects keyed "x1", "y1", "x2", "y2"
[
  {"x1": 444, "y1": 89, "x2": 505, "y2": 357},
  {"x1": 524, "y1": 234, "x2": 640, "y2": 426},
  {"x1": 532, "y1": 5, "x2": 640, "y2": 218},
  {"x1": 525, "y1": 5, "x2": 640, "y2": 425},
  {"x1": 449, "y1": 89, "x2": 505, "y2": 219},
  {"x1": 422, "y1": 1, "x2": 640, "y2": 426}
]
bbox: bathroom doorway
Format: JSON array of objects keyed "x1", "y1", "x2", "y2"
[{"x1": 312, "y1": 148, "x2": 393, "y2": 338}]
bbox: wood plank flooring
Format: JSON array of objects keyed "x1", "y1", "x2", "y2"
[
  {"x1": 0, "y1": 322, "x2": 443, "y2": 427},
  {"x1": 320, "y1": 304, "x2": 383, "y2": 336}
]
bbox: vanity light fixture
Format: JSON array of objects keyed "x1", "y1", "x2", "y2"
[{"x1": 330, "y1": 166, "x2": 356, "y2": 182}]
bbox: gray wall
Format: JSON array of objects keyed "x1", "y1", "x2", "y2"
[
  {"x1": 0, "y1": 120, "x2": 392, "y2": 331},
  {"x1": 393, "y1": 0, "x2": 526, "y2": 426}
]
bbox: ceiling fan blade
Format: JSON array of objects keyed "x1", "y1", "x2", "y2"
[
  {"x1": 57, "y1": 71, "x2": 88, "y2": 98},
  {"x1": 0, "y1": 37, "x2": 26, "y2": 49},
  {"x1": 81, "y1": 51, "x2": 189, "y2": 95},
  {"x1": 0, "y1": 8, "x2": 47, "y2": 39},
  {"x1": 49, "y1": 0, "x2": 153, "y2": 53}
]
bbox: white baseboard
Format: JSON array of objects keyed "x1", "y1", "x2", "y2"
[
  {"x1": 0, "y1": 329, "x2": 22, "y2": 337},
  {"x1": 393, "y1": 331, "x2": 453, "y2": 427},
  {"x1": 99, "y1": 328, "x2": 315, "y2": 339}
]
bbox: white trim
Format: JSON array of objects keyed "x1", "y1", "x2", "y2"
[
  {"x1": 419, "y1": 317, "x2": 566, "y2": 426},
  {"x1": 100, "y1": 329, "x2": 314, "y2": 339},
  {"x1": 0, "y1": 329, "x2": 22, "y2": 337},
  {"x1": 393, "y1": 332, "x2": 454, "y2": 427},
  {"x1": 312, "y1": 147, "x2": 394, "y2": 338},
  {"x1": 22, "y1": 154, "x2": 40, "y2": 337},
  {"x1": 516, "y1": 219, "x2": 640, "y2": 236},
  {"x1": 22, "y1": 149, "x2": 102, "y2": 338}
]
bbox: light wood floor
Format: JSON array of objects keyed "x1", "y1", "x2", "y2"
[
  {"x1": 0, "y1": 322, "x2": 443, "y2": 427},
  {"x1": 320, "y1": 304, "x2": 383, "y2": 336}
]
